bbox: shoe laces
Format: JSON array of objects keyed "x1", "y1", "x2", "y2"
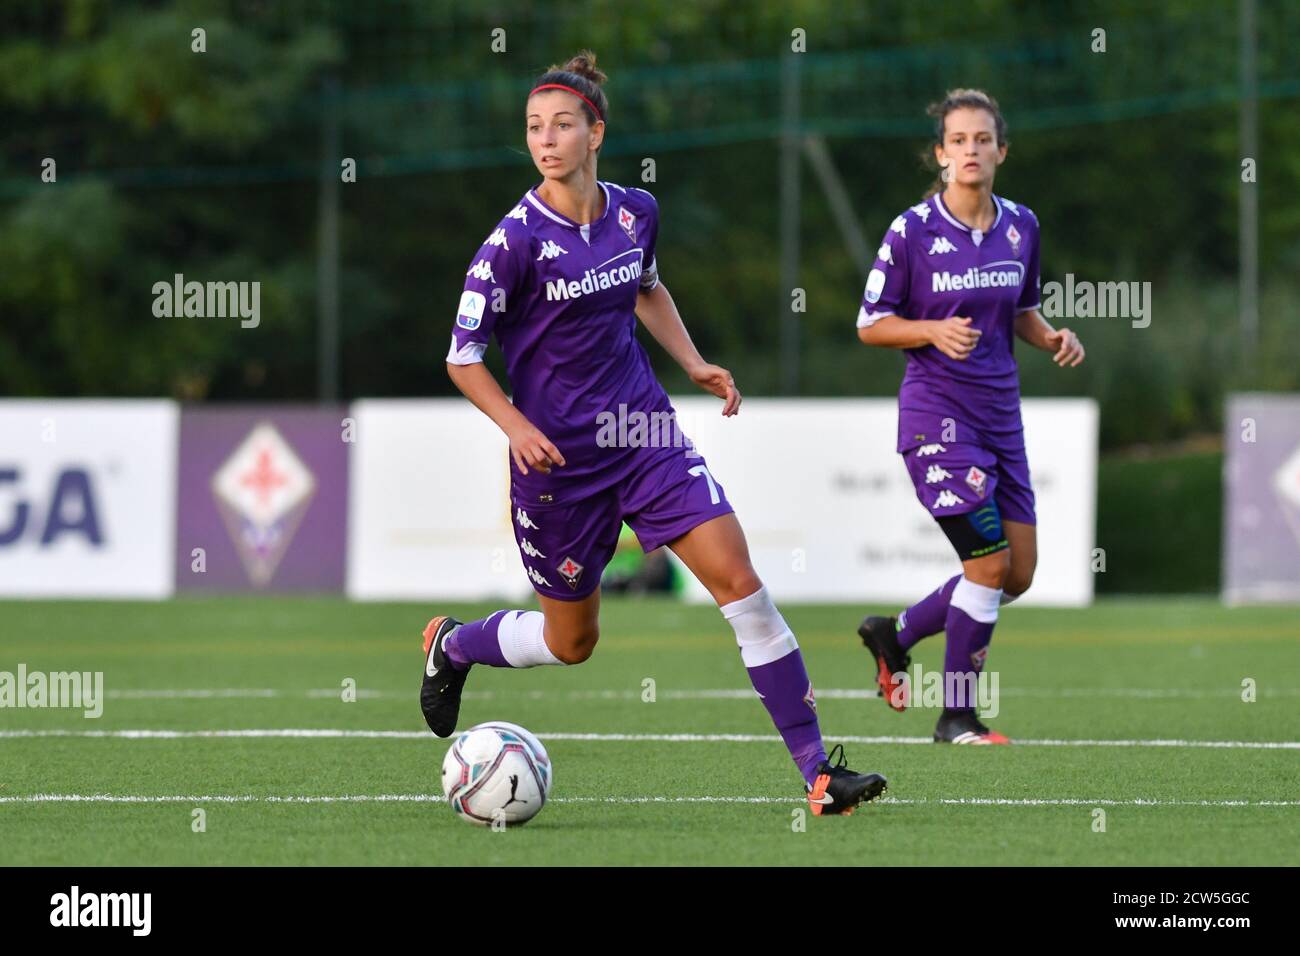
[{"x1": 825, "y1": 743, "x2": 849, "y2": 773}]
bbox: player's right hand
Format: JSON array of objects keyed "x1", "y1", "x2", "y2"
[
  {"x1": 507, "y1": 422, "x2": 566, "y2": 476},
  {"x1": 928, "y1": 316, "x2": 982, "y2": 360}
]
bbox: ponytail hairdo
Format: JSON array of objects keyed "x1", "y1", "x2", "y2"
[{"x1": 920, "y1": 88, "x2": 1008, "y2": 199}]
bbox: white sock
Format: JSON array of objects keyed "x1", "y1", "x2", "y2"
[
  {"x1": 951, "y1": 577, "x2": 1003, "y2": 623},
  {"x1": 720, "y1": 585, "x2": 798, "y2": 667},
  {"x1": 497, "y1": 610, "x2": 564, "y2": 667}
]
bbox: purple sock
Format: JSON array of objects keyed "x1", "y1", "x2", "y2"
[
  {"x1": 442, "y1": 611, "x2": 511, "y2": 669},
  {"x1": 746, "y1": 649, "x2": 827, "y2": 787},
  {"x1": 942, "y1": 604, "x2": 995, "y2": 711},
  {"x1": 897, "y1": 574, "x2": 960, "y2": 651}
]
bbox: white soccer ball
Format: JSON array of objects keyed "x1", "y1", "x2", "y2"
[{"x1": 441, "y1": 721, "x2": 552, "y2": 826}]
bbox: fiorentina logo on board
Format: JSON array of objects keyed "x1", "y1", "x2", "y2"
[{"x1": 211, "y1": 422, "x2": 316, "y2": 586}]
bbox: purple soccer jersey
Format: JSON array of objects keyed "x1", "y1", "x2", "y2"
[
  {"x1": 859, "y1": 192, "x2": 1041, "y2": 523},
  {"x1": 858, "y1": 192, "x2": 1041, "y2": 451},
  {"x1": 448, "y1": 180, "x2": 680, "y2": 506}
]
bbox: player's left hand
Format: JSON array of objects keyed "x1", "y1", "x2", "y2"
[
  {"x1": 1046, "y1": 327, "x2": 1085, "y2": 367},
  {"x1": 689, "y1": 363, "x2": 741, "y2": 416}
]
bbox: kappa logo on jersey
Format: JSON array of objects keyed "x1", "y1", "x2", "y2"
[
  {"x1": 1006, "y1": 223, "x2": 1021, "y2": 256},
  {"x1": 915, "y1": 443, "x2": 947, "y2": 457},
  {"x1": 877, "y1": 242, "x2": 894, "y2": 266},
  {"x1": 536, "y1": 240, "x2": 568, "y2": 261},
  {"x1": 485, "y1": 228, "x2": 510, "y2": 250},
  {"x1": 933, "y1": 489, "x2": 965, "y2": 509},
  {"x1": 925, "y1": 464, "x2": 953, "y2": 484},
  {"x1": 965, "y1": 466, "x2": 988, "y2": 496},
  {"x1": 617, "y1": 205, "x2": 637, "y2": 242},
  {"x1": 864, "y1": 268, "x2": 886, "y2": 304},
  {"x1": 928, "y1": 236, "x2": 959, "y2": 256},
  {"x1": 556, "y1": 556, "x2": 584, "y2": 590},
  {"x1": 890, "y1": 215, "x2": 907, "y2": 238},
  {"x1": 456, "y1": 290, "x2": 486, "y2": 331},
  {"x1": 466, "y1": 259, "x2": 496, "y2": 283},
  {"x1": 911, "y1": 201, "x2": 931, "y2": 222},
  {"x1": 527, "y1": 566, "x2": 551, "y2": 587},
  {"x1": 519, "y1": 537, "x2": 546, "y2": 559},
  {"x1": 515, "y1": 507, "x2": 539, "y2": 530},
  {"x1": 506, "y1": 204, "x2": 528, "y2": 225},
  {"x1": 999, "y1": 198, "x2": 1019, "y2": 216}
]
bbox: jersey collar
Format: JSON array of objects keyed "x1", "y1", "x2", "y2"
[
  {"x1": 934, "y1": 191, "x2": 1003, "y2": 246},
  {"x1": 524, "y1": 182, "x2": 611, "y2": 245}
]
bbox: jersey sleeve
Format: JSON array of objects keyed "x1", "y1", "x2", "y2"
[
  {"x1": 446, "y1": 217, "x2": 529, "y2": 365},
  {"x1": 857, "y1": 214, "x2": 911, "y2": 328},
  {"x1": 629, "y1": 186, "x2": 660, "y2": 292},
  {"x1": 1016, "y1": 213, "x2": 1041, "y2": 313}
]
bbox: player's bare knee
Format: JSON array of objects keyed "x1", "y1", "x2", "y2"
[
  {"x1": 967, "y1": 551, "x2": 1011, "y2": 590},
  {"x1": 716, "y1": 567, "x2": 763, "y2": 606},
  {"x1": 553, "y1": 623, "x2": 599, "y2": 664},
  {"x1": 1004, "y1": 569, "x2": 1034, "y2": 598}
]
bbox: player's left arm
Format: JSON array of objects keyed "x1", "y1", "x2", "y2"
[
  {"x1": 1015, "y1": 308, "x2": 1085, "y2": 367},
  {"x1": 635, "y1": 281, "x2": 740, "y2": 416}
]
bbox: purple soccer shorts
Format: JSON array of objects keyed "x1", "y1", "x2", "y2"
[{"x1": 509, "y1": 448, "x2": 734, "y2": 600}]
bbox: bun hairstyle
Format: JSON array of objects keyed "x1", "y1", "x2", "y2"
[
  {"x1": 921, "y1": 88, "x2": 1008, "y2": 199},
  {"x1": 531, "y1": 50, "x2": 609, "y2": 127}
]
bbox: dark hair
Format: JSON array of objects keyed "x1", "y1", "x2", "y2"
[
  {"x1": 530, "y1": 50, "x2": 609, "y2": 127},
  {"x1": 921, "y1": 88, "x2": 1008, "y2": 199}
]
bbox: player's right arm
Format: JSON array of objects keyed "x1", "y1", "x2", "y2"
[
  {"x1": 445, "y1": 215, "x2": 566, "y2": 476},
  {"x1": 446, "y1": 363, "x2": 566, "y2": 476},
  {"x1": 853, "y1": 211, "x2": 980, "y2": 360}
]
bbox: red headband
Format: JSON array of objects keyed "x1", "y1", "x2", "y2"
[{"x1": 529, "y1": 83, "x2": 604, "y2": 122}]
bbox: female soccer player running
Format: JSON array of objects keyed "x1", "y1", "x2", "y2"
[
  {"x1": 423, "y1": 52, "x2": 887, "y2": 814},
  {"x1": 854, "y1": 89, "x2": 1084, "y2": 744}
]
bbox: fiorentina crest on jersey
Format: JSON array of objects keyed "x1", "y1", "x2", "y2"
[
  {"x1": 617, "y1": 205, "x2": 636, "y2": 242},
  {"x1": 211, "y1": 422, "x2": 316, "y2": 587},
  {"x1": 557, "y1": 555, "x2": 584, "y2": 589},
  {"x1": 1006, "y1": 223, "x2": 1021, "y2": 256}
]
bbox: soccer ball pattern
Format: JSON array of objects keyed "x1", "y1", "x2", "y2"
[{"x1": 441, "y1": 721, "x2": 552, "y2": 826}]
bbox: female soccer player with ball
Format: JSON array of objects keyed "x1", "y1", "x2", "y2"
[
  {"x1": 423, "y1": 52, "x2": 887, "y2": 814},
  {"x1": 855, "y1": 89, "x2": 1084, "y2": 744}
]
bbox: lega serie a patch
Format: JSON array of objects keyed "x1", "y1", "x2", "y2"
[{"x1": 556, "y1": 556, "x2": 584, "y2": 590}]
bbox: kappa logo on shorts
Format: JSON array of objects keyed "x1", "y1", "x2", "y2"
[
  {"x1": 916, "y1": 443, "x2": 947, "y2": 457},
  {"x1": 965, "y1": 466, "x2": 988, "y2": 497},
  {"x1": 519, "y1": 538, "x2": 546, "y2": 558},
  {"x1": 933, "y1": 489, "x2": 965, "y2": 509},
  {"x1": 527, "y1": 566, "x2": 552, "y2": 588},
  {"x1": 556, "y1": 556, "x2": 584, "y2": 590},
  {"x1": 925, "y1": 464, "x2": 953, "y2": 484},
  {"x1": 515, "y1": 507, "x2": 539, "y2": 530}
]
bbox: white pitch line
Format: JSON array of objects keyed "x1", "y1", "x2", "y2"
[
  {"x1": 0, "y1": 728, "x2": 1296, "y2": 749},
  {"x1": 99, "y1": 687, "x2": 1300, "y2": 701},
  {"x1": 0, "y1": 793, "x2": 1296, "y2": 808}
]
